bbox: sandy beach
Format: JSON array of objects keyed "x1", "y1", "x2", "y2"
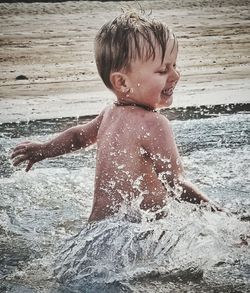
[{"x1": 0, "y1": 0, "x2": 249, "y2": 123}]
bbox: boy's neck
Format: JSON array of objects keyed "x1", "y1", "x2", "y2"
[{"x1": 114, "y1": 101, "x2": 156, "y2": 112}]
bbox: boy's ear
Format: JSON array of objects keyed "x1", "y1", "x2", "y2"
[{"x1": 110, "y1": 72, "x2": 128, "y2": 93}]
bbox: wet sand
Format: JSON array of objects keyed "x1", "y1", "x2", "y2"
[{"x1": 0, "y1": 0, "x2": 249, "y2": 123}]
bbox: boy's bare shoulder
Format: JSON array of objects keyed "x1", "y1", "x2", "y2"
[
  {"x1": 144, "y1": 111, "x2": 171, "y2": 131},
  {"x1": 142, "y1": 111, "x2": 175, "y2": 148}
]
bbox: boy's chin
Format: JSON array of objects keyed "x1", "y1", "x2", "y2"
[{"x1": 158, "y1": 95, "x2": 173, "y2": 108}]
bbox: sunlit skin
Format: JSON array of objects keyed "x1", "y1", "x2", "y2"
[{"x1": 11, "y1": 37, "x2": 220, "y2": 222}]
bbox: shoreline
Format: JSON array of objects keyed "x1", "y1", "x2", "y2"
[
  {"x1": 1, "y1": 102, "x2": 248, "y2": 124},
  {"x1": 1, "y1": 94, "x2": 249, "y2": 124},
  {"x1": 1, "y1": 77, "x2": 249, "y2": 123}
]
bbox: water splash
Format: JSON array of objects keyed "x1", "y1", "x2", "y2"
[{"x1": 54, "y1": 200, "x2": 249, "y2": 292}]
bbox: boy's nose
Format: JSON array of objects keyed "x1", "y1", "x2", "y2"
[{"x1": 168, "y1": 68, "x2": 180, "y2": 83}]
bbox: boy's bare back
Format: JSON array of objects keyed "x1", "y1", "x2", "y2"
[{"x1": 90, "y1": 105, "x2": 171, "y2": 221}]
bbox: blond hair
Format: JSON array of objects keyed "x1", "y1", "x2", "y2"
[{"x1": 95, "y1": 12, "x2": 175, "y2": 89}]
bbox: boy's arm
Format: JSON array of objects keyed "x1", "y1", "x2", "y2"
[
  {"x1": 143, "y1": 113, "x2": 217, "y2": 207},
  {"x1": 11, "y1": 111, "x2": 104, "y2": 172}
]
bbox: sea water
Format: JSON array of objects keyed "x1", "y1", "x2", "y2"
[{"x1": 0, "y1": 104, "x2": 249, "y2": 293}]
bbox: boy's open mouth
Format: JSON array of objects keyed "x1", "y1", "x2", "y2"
[{"x1": 161, "y1": 87, "x2": 173, "y2": 98}]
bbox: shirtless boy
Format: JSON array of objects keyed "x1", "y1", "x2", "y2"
[{"x1": 11, "y1": 12, "x2": 218, "y2": 222}]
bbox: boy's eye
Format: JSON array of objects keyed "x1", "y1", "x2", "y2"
[
  {"x1": 157, "y1": 64, "x2": 178, "y2": 75},
  {"x1": 158, "y1": 64, "x2": 177, "y2": 75},
  {"x1": 158, "y1": 69, "x2": 168, "y2": 75}
]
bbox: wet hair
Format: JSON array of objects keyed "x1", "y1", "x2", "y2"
[{"x1": 94, "y1": 12, "x2": 175, "y2": 89}]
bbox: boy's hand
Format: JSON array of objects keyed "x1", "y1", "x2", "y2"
[{"x1": 11, "y1": 141, "x2": 45, "y2": 172}]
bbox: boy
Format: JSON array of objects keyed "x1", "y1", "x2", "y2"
[{"x1": 11, "y1": 12, "x2": 218, "y2": 222}]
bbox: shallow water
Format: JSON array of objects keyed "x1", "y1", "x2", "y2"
[{"x1": 0, "y1": 104, "x2": 249, "y2": 293}]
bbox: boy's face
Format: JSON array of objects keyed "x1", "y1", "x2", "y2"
[{"x1": 124, "y1": 37, "x2": 180, "y2": 109}]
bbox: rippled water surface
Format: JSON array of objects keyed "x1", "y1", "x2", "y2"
[{"x1": 0, "y1": 104, "x2": 249, "y2": 292}]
